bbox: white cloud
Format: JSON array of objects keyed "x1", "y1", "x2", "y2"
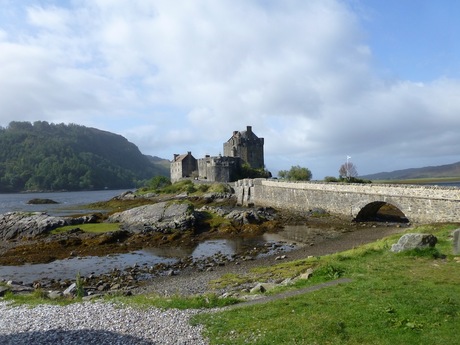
[{"x1": 0, "y1": 0, "x2": 459, "y2": 178}]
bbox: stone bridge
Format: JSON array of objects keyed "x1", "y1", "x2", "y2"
[{"x1": 233, "y1": 179, "x2": 460, "y2": 223}]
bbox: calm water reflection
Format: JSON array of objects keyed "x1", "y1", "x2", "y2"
[{"x1": 0, "y1": 233, "x2": 300, "y2": 284}]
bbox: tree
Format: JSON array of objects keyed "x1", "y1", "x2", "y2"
[
  {"x1": 148, "y1": 175, "x2": 171, "y2": 190},
  {"x1": 278, "y1": 165, "x2": 312, "y2": 181},
  {"x1": 238, "y1": 163, "x2": 271, "y2": 179},
  {"x1": 339, "y1": 161, "x2": 358, "y2": 180}
]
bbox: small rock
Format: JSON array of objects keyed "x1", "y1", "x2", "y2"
[
  {"x1": 298, "y1": 268, "x2": 314, "y2": 280},
  {"x1": 97, "y1": 283, "x2": 110, "y2": 291},
  {"x1": 47, "y1": 291, "x2": 63, "y2": 299},
  {"x1": 280, "y1": 278, "x2": 293, "y2": 286},
  {"x1": 63, "y1": 283, "x2": 77, "y2": 296},
  {"x1": 250, "y1": 284, "x2": 266, "y2": 294},
  {"x1": 167, "y1": 270, "x2": 177, "y2": 276}
]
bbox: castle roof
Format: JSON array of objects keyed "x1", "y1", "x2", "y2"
[
  {"x1": 172, "y1": 151, "x2": 195, "y2": 162},
  {"x1": 227, "y1": 125, "x2": 261, "y2": 142}
]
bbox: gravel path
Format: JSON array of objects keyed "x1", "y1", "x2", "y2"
[{"x1": 0, "y1": 301, "x2": 207, "y2": 345}]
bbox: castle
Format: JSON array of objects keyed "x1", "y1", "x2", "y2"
[{"x1": 170, "y1": 126, "x2": 264, "y2": 183}]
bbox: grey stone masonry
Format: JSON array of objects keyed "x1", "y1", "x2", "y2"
[
  {"x1": 233, "y1": 179, "x2": 460, "y2": 223},
  {"x1": 453, "y1": 229, "x2": 460, "y2": 255},
  {"x1": 223, "y1": 125, "x2": 264, "y2": 169}
]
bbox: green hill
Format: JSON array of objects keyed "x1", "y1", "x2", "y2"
[
  {"x1": 361, "y1": 161, "x2": 460, "y2": 181},
  {"x1": 0, "y1": 121, "x2": 169, "y2": 192}
]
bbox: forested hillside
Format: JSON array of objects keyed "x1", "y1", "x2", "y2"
[{"x1": 0, "y1": 121, "x2": 169, "y2": 192}]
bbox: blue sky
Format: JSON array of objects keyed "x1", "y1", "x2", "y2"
[{"x1": 1, "y1": 0, "x2": 460, "y2": 179}]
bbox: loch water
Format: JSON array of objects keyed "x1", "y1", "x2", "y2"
[{"x1": 0, "y1": 189, "x2": 131, "y2": 216}]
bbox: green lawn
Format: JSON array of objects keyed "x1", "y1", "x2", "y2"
[{"x1": 193, "y1": 223, "x2": 460, "y2": 345}]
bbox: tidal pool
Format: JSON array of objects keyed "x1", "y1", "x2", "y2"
[{"x1": 0, "y1": 233, "x2": 299, "y2": 284}]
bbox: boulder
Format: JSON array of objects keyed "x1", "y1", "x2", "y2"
[
  {"x1": 225, "y1": 209, "x2": 260, "y2": 225},
  {"x1": 250, "y1": 283, "x2": 276, "y2": 294},
  {"x1": 0, "y1": 212, "x2": 68, "y2": 241},
  {"x1": 390, "y1": 233, "x2": 437, "y2": 253},
  {"x1": 107, "y1": 202, "x2": 196, "y2": 233}
]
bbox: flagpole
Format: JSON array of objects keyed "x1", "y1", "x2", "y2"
[{"x1": 346, "y1": 155, "x2": 351, "y2": 180}]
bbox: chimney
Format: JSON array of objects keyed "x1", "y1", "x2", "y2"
[
  {"x1": 173, "y1": 154, "x2": 179, "y2": 161},
  {"x1": 246, "y1": 126, "x2": 252, "y2": 133}
]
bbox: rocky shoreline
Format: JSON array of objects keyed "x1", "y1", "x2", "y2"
[
  {"x1": 0, "y1": 190, "x2": 409, "y2": 300},
  {"x1": 0, "y1": 223, "x2": 407, "y2": 302}
]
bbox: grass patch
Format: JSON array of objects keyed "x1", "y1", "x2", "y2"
[
  {"x1": 86, "y1": 198, "x2": 155, "y2": 215},
  {"x1": 194, "y1": 223, "x2": 460, "y2": 345},
  {"x1": 199, "y1": 210, "x2": 232, "y2": 229},
  {"x1": 51, "y1": 222, "x2": 121, "y2": 234},
  {"x1": 140, "y1": 180, "x2": 232, "y2": 196},
  {"x1": 2, "y1": 290, "x2": 78, "y2": 307}
]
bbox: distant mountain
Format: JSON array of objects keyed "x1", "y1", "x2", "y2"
[
  {"x1": 0, "y1": 121, "x2": 169, "y2": 192},
  {"x1": 361, "y1": 161, "x2": 460, "y2": 180},
  {"x1": 146, "y1": 155, "x2": 170, "y2": 176}
]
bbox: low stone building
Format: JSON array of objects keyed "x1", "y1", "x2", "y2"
[{"x1": 170, "y1": 152, "x2": 197, "y2": 183}]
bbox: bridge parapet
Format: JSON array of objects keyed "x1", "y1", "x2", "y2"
[
  {"x1": 260, "y1": 180, "x2": 460, "y2": 201},
  {"x1": 233, "y1": 179, "x2": 460, "y2": 223}
]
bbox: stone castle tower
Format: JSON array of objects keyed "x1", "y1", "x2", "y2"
[{"x1": 223, "y1": 126, "x2": 264, "y2": 169}]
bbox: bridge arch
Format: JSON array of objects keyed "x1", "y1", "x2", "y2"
[{"x1": 355, "y1": 201, "x2": 409, "y2": 223}]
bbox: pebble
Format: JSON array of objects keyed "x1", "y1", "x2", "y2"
[{"x1": 0, "y1": 301, "x2": 208, "y2": 344}]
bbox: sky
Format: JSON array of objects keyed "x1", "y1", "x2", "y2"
[{"x1": 1, "y1": 0, "x2": 460, "y2": 179}]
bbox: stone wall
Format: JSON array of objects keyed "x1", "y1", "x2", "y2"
[
  {"x1": 234, "y1": 179, "x2": 460, "y2": 223},
  {"x1": 198, "y1": 156, "x2": 241, "y2": 182}
]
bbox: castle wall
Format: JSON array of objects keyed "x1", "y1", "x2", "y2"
[{"x1": 198, "y1": 156, "x2": 241, "y2": 182}]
